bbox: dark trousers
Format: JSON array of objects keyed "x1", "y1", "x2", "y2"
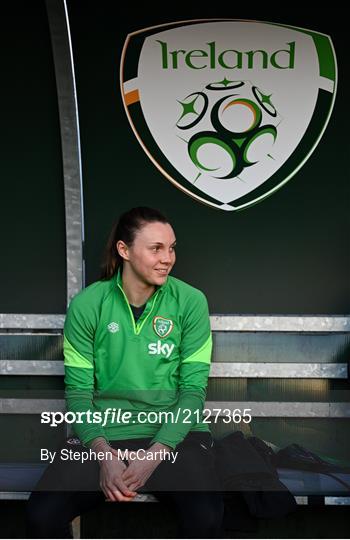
[
  {"x1": 27, "y1": 490, "x2": 224, "y2": 538},
  {"x1": 26, "y1": 432, "x2": 224, "y2": 538}
]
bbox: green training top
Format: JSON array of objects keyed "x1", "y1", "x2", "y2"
[{"x1": 63, "y1": 269, "x2": 212, "y2": 449}]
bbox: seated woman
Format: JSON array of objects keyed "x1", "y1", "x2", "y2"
[{"x1": 27, "y1": 206, "x2": 224, "y2": 538}]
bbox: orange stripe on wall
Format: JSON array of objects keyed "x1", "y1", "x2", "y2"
[{"x1": 125, "y1": 89, "x2": 140, "y2": 106}]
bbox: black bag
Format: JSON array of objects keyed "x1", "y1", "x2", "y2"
[
  {"x1": 274, "y1": 443, "x2": 348, "y2": 473},
  {"x1": 215, "y1": 432, "x2": 297, "y2": 519},
  {"x1": 274, "y1": 443, "x2": 350, "y2": 491}
]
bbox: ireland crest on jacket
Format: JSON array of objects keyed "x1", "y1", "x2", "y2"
[
  {"x1": 153, "y1": 316, "x2": 174, "y2": 338},
  {"x1": 120, "y1": 20, "x2": 337, "y2": 211}
]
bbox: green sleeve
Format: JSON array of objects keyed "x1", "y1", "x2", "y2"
[
  {"x1": 150, "y1": 291, "x2": 212, "y2": 449},
  {"x1": 64, "y1": 294, "x2": 106, "y2": 446}
]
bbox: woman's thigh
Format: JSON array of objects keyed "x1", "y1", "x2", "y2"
[
  {"x1": 32, "y1": 438, "x2": 101, "y2": 492},
  {"x1": 144, "y1": 431, "x2": 221, "y2": 492}
]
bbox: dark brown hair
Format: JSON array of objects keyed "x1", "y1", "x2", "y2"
[{"x1": 100, "y1": 207, "x2": 170, "y2": 280}]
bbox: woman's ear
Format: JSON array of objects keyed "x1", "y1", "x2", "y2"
[{"x1": 116, "y1": 240, "x2": 130, "y2": 261}]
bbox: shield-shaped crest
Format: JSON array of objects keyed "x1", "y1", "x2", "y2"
[
  {"x1": 153, "y1": 316, "x2": 174, "y2": 338},
  {"x1": 120, "y1": 20, "x2": 337, "y2": 211}
]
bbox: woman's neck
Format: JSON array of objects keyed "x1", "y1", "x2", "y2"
[{"x1": 120, "y1": 267, "x2": 155, "y2": 307}]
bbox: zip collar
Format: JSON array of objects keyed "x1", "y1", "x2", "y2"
[
  {"x1": 113, "y1": 267, "x2": 167, "y2": 335},
  {"x1": 114, "y1": 267, "x2": 167, "y2": 296}
]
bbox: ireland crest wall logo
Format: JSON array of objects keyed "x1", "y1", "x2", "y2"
[{"x1": 120, "y1": 20, "x2": 337, "y2": 211}]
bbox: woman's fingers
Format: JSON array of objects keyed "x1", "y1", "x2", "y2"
[
  {"x1": 122, "y1": 469, "x2": 133, "y2": 481},
  {"x1": 103, "y1": 484, "x2": 135, "y2": 502},
  {"x1": 103, "y1": 485, "x2": 120, "y2": 502},
  {"x1": 118, "y1": 480, "x2": 137, "y2": 498},
  {"x1": 127, "y1": 481, "x2": 140, "y2": 491},
  {"x1": 123, "y1": 473, "x2": 140, "y2": 490},
  {"x1": 110, "y1": 475, "x2": 137, "y2": 498}
]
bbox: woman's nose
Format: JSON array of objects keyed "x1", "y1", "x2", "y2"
[{"x1": 161, "y1": 251, "x2": 172, "y2": 263}]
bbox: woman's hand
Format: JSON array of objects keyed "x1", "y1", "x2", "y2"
[
  {"x1": 122, "y1": 442, "x2": 171, "y2": 491},
  {"x1": 99, "y1": 451, "x2": 137, "y2": 502},
  {"x1": 90, "y1": 438, "x2": 137, "y2": 502}
]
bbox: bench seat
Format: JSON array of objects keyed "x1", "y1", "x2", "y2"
[{"x1": 1, "y1": 463, "x2": 349, "y2": 499}]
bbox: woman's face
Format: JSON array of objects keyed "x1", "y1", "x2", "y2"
[{"x1": 120, "y1": 221, "x2": 176, "y2": 287}]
